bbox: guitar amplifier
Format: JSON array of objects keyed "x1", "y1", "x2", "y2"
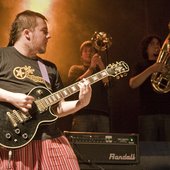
[{"x1": 64, "y1": 131, "x2": 139, "y2": 165}]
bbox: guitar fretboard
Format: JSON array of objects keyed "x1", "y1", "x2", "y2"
[{"x1": 36, "y1": 69, "x2": 108, "y2": 111}]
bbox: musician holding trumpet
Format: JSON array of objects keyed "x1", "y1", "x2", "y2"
[
  {"x1": 129, "y1": 34, "x2": 170, "y2": 141},
  {"x1": 68, "y1": 40, "x2": 110, "y2": 132}
]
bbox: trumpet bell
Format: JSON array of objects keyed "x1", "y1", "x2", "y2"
[
  {"x1": 91, "y1": 32, "x2": 112, "y2": 51},
  {"x1": 151, "y1": 34, "x2": 170, "y2": 93}
]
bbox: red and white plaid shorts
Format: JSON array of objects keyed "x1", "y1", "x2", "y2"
[{"x1": 0, "y1": 136, "x2": 80, "y2": 170}]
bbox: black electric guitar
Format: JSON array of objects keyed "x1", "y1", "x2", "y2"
[{"x1": 0, "y1": 61, "x2": 129, "y2": 149}]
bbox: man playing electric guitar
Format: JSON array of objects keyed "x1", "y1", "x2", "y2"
[{"x1": 0, "y1": 10, "x2": 92, "y2": 170}]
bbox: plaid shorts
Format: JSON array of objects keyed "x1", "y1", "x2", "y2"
[{"x1": 0, "y1": 135, "x2": 80, "y2": 170}]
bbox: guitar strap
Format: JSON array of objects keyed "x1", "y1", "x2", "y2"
[{"x1": 37, "y1": 60, "x2": 51, "y2": 89}]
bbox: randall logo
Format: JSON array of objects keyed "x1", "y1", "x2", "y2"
[{"x1": 109, "y1": 153, "x2": 136, "y2": 161}]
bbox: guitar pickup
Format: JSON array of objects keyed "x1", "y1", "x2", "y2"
[{"x1": 35, "y1": 100, "x2": 48, "y2": 113}]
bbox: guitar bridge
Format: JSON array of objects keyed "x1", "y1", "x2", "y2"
[{"x1": 6, "y1": 110, "x2": 32, "y2": 127}]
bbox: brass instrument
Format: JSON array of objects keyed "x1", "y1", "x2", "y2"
[
  {"x1": 151, "y1": 23, "x2": 170, "y2": 93},
  {"x1": 91, "y1": 31, "x2": 112, "y2": 51}
]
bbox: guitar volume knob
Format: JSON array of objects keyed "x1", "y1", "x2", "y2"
[
  {"x1": 5, "y1": 133, "x2": 12, "y2": 139},
  {"x1": 14, "y1": 128, "x2": 21, "y2": 134},
  {"x1": 22, "y1": 133, "x2": 28, "y2": 139}
]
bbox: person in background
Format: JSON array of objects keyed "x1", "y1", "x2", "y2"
[
  {"x1": 68, "y1": 40, "x2": 110, "y2": 132},
  {"x1": 129, "y1": 35, "x2": 170, "y2": 141},
  {"x1": 0, "y1": 10, "x2": 92, "y2": 170}
]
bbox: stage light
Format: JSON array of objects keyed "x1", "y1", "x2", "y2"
[{"x1": 23, "y1": 0, "x2": 53, "y2": 14}]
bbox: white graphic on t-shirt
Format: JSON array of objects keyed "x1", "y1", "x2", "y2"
[{"x1": 13, "y1": 65, "x2": 44, "y2": 83}]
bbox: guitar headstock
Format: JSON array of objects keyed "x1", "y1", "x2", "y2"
[{"x1": 106, "y1": 61, "x2": 129, "y2": 79}]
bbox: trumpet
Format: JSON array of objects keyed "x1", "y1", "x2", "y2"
[
  {"x1": 151, "y1": 23, "x2": 170, "y2": 93},
  {"x1": 91, "y1": 31, "x2": 112, "y2": 51}
]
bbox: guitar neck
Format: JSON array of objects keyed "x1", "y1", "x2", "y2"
[{"x1": 40, "y1": 69, "x2": 108, "y2": 107}]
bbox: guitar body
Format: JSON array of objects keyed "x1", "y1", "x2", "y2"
[{"x1": 0, "y1": 86, "x2": 58, "y2": 149}]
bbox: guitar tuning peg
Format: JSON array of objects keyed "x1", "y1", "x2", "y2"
[
  {"x1": 116, "y1": 76, "x2": 120, "y2": 79},
  {"x1": 124, "y1": 73, "x2": 127, "y2": 77}
]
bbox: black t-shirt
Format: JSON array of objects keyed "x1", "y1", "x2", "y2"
[
  {"x1": 68, "y1": 64, "x2": 109, "y2": 115},
  {"x1": 0, "y1": 47, "x2": 63, "y2": 139},
  {"x1": 134, "y1": 60, "x2": 170, "y2": 115}
]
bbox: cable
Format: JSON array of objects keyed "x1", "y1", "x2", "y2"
[{"x1": 7, "y1": 150, "x2": 12, "y2": 170}]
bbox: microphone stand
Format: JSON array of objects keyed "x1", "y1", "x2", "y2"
[{"x1": 104, "y1": 45, "x2": 113, "y2": 133}]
